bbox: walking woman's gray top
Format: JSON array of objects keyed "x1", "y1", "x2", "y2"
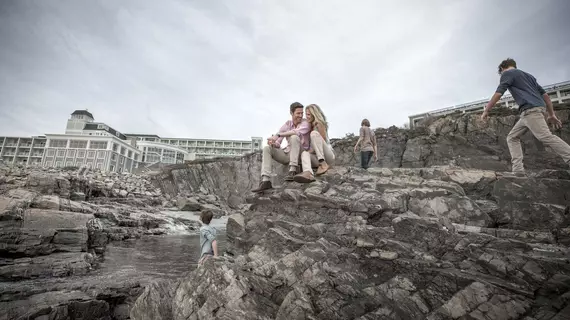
[{"x1": 359, "y1": 126, "x2": 375, "y2": 152}]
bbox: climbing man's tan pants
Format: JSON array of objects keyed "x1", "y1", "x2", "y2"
[{"x1": 507, "y1": 107, "x2": 570, "y2": 172}]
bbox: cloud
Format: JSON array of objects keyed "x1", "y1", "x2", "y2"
[{"x1": 0, "y1": 0, "x2": 569, "y2": 140}]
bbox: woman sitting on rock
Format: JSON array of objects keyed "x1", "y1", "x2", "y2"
[{"x1": 293, "y1": 104, "x2": 336, "y2": 183}]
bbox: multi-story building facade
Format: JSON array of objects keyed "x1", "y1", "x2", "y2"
[
  {"x1": 124, "y1": 134, "x2": 263, "y2": 161},
  {"x1": 0, "y1": 136, "x2": 47, "y2": 167},
  {"x1": 408, "y1": 80, "x2": 570, "y2": 128},
  {"x1": 0, "y1": 110, "x2": 263, "y2": 171}
]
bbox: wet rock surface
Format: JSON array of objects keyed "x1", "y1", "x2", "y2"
[
  {"x1": 134, "y1": 165, "x2": 570, "y2": 320},
  {"x1": 0, "y1": 164, "x2": 222, "y2": 320}
]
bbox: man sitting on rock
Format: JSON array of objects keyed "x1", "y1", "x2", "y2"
[
  {"x1": 481, "y1": 58, "x2": 570, "y2": 174},
  {"x1": 251, "y1": 102, "x2": 312, "y2": 192}
]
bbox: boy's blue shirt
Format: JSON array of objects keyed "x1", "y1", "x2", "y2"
[{"x1": 199, "y1": 224, "x2": 217, "y2": 258}]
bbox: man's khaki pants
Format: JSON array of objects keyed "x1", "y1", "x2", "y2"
[
  {"x1": 261, "y1": 135, "x2": 311, "y2": 177},
  {"x1": 300, "y1": 131, "x2": 336, "y2": 172},
  {"x1": 507, "y1": 107, "x2": 570, "y2": 172}
]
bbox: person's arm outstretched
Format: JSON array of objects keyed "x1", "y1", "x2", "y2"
[
  {"x1": 536, "y1": 81, "x2": 563, "y2": 129},
  {"x1": 481, "y1": 72, "x2": 514, "y2": 120}
]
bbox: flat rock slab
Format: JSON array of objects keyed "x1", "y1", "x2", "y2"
[
  {"x1": 492, "y1": 177, "x2": 570, "y2": 206},
  {"x1": 23, "y1": 209, "x2": 93, "y2": 230},
  {"x1": 0, "y1": 252, "x2": 94, "y2": 281}
]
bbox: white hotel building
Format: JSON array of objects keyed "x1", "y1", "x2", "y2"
[{"x1": 0, "y1": 110, "x2": 263, "y2": 172}]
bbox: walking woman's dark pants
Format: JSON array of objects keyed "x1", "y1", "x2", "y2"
[{"x1": 361, "y1": 151, "x2": 374, "y2": 169}]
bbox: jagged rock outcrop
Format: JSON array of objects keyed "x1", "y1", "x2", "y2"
[
  {"x1": 2, "y1": 108, "x2": 569, "y2": 319},
  {"x1": 332, "y1": 106, "x2": 570, "y2": 171},
  {"x1": 1, "y1": 164, "x2": 163, "y2": 202},
  {"x1": 135, "y1": 164, "x2": 570, "y2": 319},
  {"x1": 0, "y1": 164, "x2": 204, "y2": 320},
  {"x1": 153, "y1": 109, "x2": 570, "y2": 203}
]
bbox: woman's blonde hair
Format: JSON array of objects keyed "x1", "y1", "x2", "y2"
[{"x1": 306, "y1": 104, "x2": 329, "y2": 141}]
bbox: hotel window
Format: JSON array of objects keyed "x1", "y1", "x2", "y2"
[
  {"x1": 67, "y1": 150, "x2": 76, "y2": 157},
  {"x1": 97, "y1": 151, "x2": 105, "y2": 159},
  {"x1": 120, "y1": 157, "x2": 124, "y2": 164},
  {"x1": 66, "y1": 161, "x2": 73, "y2": 167},
  {"x1": 87, "y1": 151, "x2": 95, "y2": 158},
  {"x1": 69, "y1": 140, "x2": 87, "y2": 149},
  {"x1": 120, "y1": 147, "x2": 126, "y2": 155},
  {"x1": 56, "y1": 150, "x2": 65, "y2": 157},
  {"x1": 128, "y1": 150, "x2": 132, "y2": 158},
  {"x1": 49, "y1": 139, "x2": 67, "y2": 148},
  {"x1": 112, "y1": 143, "x2": 118, "y2": 152},
  {"x1": 110, "y1": 165, "x2": 115, "y2": 171},
  {"x1": 77, "y1": 151, "x2": 85, "y2": 158},
  {"x1": 89, "y1": 141, "x2": 108, "y2": 149},
  {"x1": 47, "y1": 149, "x2": 55, "y2": 157},
  {"x1": 96, "y1": 162, "x2": 103, "y2": 169},
  {"x1": 45, "y1": 161, "x2": 53, "y2": 167},
  {"x1": 55, "y1": 161, "x2": 63, "y2": 167}
]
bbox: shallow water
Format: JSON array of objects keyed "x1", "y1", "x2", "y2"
[
  {"x1": 96, "y1": 214, "x2": 228, "y2": 280},
  {"x1": 0, "y1": 213, "x2": 228, "y2": 308}
]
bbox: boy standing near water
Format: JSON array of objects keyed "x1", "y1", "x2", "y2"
[{"x1": 198, "y1": 210, "x2": 218, "y2": 265}]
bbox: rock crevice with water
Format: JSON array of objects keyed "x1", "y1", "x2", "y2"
[{"x1": 0, "y1": 165, "x2": 208, "y2": 320}]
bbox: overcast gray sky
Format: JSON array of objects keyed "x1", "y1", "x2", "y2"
[{"x1": 1, "y1": 0, "x2": 569, "y2": 140}]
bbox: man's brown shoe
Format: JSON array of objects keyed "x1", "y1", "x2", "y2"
[
  {"x1": 251, "y1": 180, "x2": 272, "y2": 193},
  {"x1": 293, "y1": 171, "x2": 315, "y2": 183},
  {"x1": 284, "y1": 170, "x2": 296, "y2": 181},
  {"x1": 315, "y1": 162, "x2": 329, "y2": 176}
]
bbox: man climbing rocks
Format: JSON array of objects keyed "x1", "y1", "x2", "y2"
[
  {"x1": 481, "y1": 58, "x2": 570, "y2": 173},
  {"x1": 251, "y1": 102, "x2": 313, "y2": 192}
]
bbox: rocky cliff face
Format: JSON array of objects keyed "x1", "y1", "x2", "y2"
[
  {"x1": 153, "y1": 108, "x2": 570, "y2": 200},
  {"x1": 135, "y1": 110, "x2": 570, "y2": 320},
  {"x1": 332, "y1": 106, "x2": 570, "y2": 171},
  {"x1": 0, "y1": 165, "x2": 200, "y2": 320},
  {"x1": 135, "y1": 166, "x2": 570, "y2": 320}
]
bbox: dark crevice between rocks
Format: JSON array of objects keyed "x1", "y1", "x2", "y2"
[{"x1": 398, "y1": 134, "x2": 409, "y2": 168}]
